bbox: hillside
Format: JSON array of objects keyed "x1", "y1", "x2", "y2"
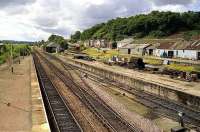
[{"x1": 71, "y1": 11, "x2": 200, "y2": 42}]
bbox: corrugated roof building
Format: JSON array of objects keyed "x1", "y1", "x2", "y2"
[
  {"x1": 155, "y1": 40, "x2": 200, "y2": 60},
  {"x1": 119, "y1": 43, "x2": 151, "y2": 55}
]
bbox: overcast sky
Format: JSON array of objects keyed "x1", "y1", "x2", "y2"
[{"x1": 0, "y1": 0, "x2": 199, "y2": 41}]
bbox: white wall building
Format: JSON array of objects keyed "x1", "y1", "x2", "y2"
[{"x1": 155, "y1": 40, "x2": 200, "y2": 60}]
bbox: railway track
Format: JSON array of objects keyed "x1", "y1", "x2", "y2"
[
  {"x1": 35, "y1": 51, "x2": 142, "y2": 132},
  {"x1": 41, "y1": 52, "x2": 200, "y2": 130},
  {"x1": 77, "y1": 67, "x2": 200, "y2": 129},
  {"x1": 33, "y1": 53, "x2": 82, "y2": 132},
  {"x1": 72, "y1": 65, "x2": 200, "y2": 130}
]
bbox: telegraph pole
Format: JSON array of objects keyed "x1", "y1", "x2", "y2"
[{"x1": 11, "y1": 44, "x2": 13, "y2": 73}]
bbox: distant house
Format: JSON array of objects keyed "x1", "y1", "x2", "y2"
[
  {"x1": 155, "y1": 40, "x2": 200, "y2": 60},
  {"x1": 89, "y1": 39, "x2": 112, "y2": 48},
  {"x1": 83, "y1": 40, "x2": 90, "y2": 47},
  {"x1": 119, "y1": 44, "x2": 151, "y2": 55},
  {"x1": 46, "y1": 42, "x2": 61, "y2": 53}
]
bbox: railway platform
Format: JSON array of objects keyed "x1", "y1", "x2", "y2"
[
  {"x1": 31, "y1": 56, "x2": 50, "y2": 132},
  {"x1": 0, "y1": 56, "x2": 50, "y2": 132}
]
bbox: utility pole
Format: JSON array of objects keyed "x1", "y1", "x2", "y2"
[
  {"x1": 22, "y1": 48, "x2": 24, "y2": 59},
  {"x1": 11, "y1": 44, "x2": 13, "y2": 73}
]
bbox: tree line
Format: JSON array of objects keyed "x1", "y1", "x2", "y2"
[{"x1": 71, "y1": 11, "x2": 200, "y2": 42}]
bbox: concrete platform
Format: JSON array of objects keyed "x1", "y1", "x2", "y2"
[
  {"x1": 31, "y1": 57, "x2": 50, "y2": 132},
  {"x1": 0, "y1": 56, "x2": 50, "y2": 132}
]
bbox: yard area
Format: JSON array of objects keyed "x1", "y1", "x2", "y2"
[
  {"x1": 82, "y1": 48, "x2": 200, "y2": 73},
  {"x1": 83, "y1": 48, "x2": 119, "y2": 60}
]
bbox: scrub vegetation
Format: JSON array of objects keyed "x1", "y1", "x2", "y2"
[
  {"x1": 0, "y1": 44, "x2": 31, "y2": 64},
  {"x1": 166, "y1": 63, "x2": 200, "y2": 72}
]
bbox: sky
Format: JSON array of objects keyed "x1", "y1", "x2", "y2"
[{"x1": 0, "y1": 0, "x2": 199, "y2": 41}]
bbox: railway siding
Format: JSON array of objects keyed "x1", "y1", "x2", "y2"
[
  {"x1": 38, "y1": 51, "x2": 200, "y2": 130},
  {"x1": 58, "y1": 55, "x2": 200, "y2": 110}
]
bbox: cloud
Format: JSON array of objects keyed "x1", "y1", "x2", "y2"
[
  {"x1": 33, "y1": 16, "x2": 59, "y2": 27},
  {"x1": 151, "y1": 0, "x2": 196, "y2": 6},
  {"x1": 0, "y1": 0, "x2": 35, "y2": 7},
  {"x1": 0, "y1": 0, "x2": 199, "y2": 41}
]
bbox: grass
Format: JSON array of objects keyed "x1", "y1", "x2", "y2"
[
  {"x1": 0, "y1": 56, "x2": 5, "y2": 64},
  {"x1": 83, "y1": 48, "x2": 119, "y2": 60},
  {"x1": 166, "y1": 63, "x2": 200, "y2": 72},
  {"x1": 144, "y1": 58, "x2": 163, "y2": 65}
]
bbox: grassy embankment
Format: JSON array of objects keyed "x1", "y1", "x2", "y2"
[{"x1": 0, "y1": 44, "x2": 31, "y2": 65}]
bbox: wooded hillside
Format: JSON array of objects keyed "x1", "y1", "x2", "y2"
[{"x1": 71, "y1": 11, "x2": 200, "y2": 42}]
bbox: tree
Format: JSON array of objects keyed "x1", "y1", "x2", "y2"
[
  {"x1": 71, "y1": 31, "x2": 81, "y2": 42},
  {"x1": 60, "y1": 40, "x2": 68, "y2": 50},
  {"x1": 48, "y1": 34, "x2": 68, "y2": 50},
  {"x1": 48, "y1": 34, "x2": 64, "y2": 43},
  {"x1": 112, "y1": 41, "x2": 117, "y2": 49}
]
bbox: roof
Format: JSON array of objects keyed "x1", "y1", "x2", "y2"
[
  {"x1": 146, "y1": 43, "x2": 160, "y2": 49},
  {"x1": 46, "y1": 42, "x2": 59, "y2": 47},
  {"x1": 120, "y1": 44, "x2": 151, "y2": 49},
  {"x1": 117, "y1": 38, "x2": 134, "y2": 44},
  {"x1": 157, "y1": 40, "x2": 200, "y2": 50},
  {"x1": 0, "y1": 43, "x2": 4, "y2": 46},
  {"x1": 157, "y1": 42, "x2": 175, "y2": 49},
  {"x1": 186, "y1": 40, "x2": 200, "y2": 50}
]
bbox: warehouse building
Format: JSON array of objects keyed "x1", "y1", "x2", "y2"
[{"x1": 155, "y1": 40, "x2": 200, "y2": 60}]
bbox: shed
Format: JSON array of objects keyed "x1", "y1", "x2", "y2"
[
  {"x1": 119, "y1": 44, "x2": 151, "y2": 55},
  {"x1": 46, "y1": 42, "x2": 61, "y2": 53}
]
